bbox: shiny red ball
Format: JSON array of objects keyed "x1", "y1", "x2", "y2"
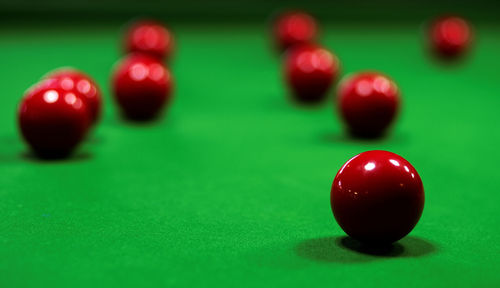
[
  {"x1": 18, "y1": 79, "x2": 91, "y2": 158},
  {"x1": 112, "y1": 54, "x2": 173, "y2": 120},
  {"x1": 273, "y1": 12, "x2": 318, "y2": 52},
  {"x1": 124, "y1": 21, "x2": 174, "y2": 61},
  {"x1": 331, "y1": 150, "x2": 424, "y2": 244},
  {"x1": 430, "y1": 16, "x2": 472, "y2": 59},
  {"x1": 285, "y1": 45, "x2": 340, "y2": 104},
  {"x1": 338, "y1": 72, "x2": 399, "y2": 138},
  {"x1": 45, "y1": 68, "x2": 102, "y2": 125}
]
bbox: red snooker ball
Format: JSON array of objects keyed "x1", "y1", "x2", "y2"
[
  {"x1": 45, "y1": 68, "x2": 102, "y2": 125},
  {"x1": 285, "y1": 44, "x2": 340, "y2": 104},
  {"x1": 429, "y1": 16, "x2": 472, "y2": 59},
  {"x1": 112, "y1": 54, "x2": 173, "y2": 120},
  {"x1": 273, "y1": 11, "x2": 318, "y2": 52},
  {"x1": 124, "y1": 21, "x2": 174, "y2": 61},
  {"x1": 18, "y1": 79, "x2": 91, "y2": 158},
  {"x1": 331, "y1": 150, "x2": 424, "y2": 244},
  {"x1": 338, "y1": 72, "x2": 399, "y2": 138}
]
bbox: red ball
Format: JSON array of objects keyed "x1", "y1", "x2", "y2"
[
  {"x1": 331, "y1": 150, "x2": 424, "y2": 244},
  {"x1": 285, "y1": 45, "x2": 340, "y2": 104},
  {"x1": 429, "y1": 16, "x2": 472, "y2": 59},
  {"x1": 45, "y1": 68, "x2": 102, "y2": 125},
  {"x1": 112, "y1": 54, "x2": 173, "y2": 120},
  {"x1": 124, "y1": 21, "x2": 174, "y2": 61},
  {"x1": 273, "y1": 12, "x2": 318, "y2": 52},
  {"x1": 338, "y1": 72, "x2": 399, "y2": 138},
  {"x1": 18, "y1": 79, "x2": 91, "y2": 158}
]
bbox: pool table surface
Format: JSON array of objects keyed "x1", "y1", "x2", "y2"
[{"x1": 0, "y1": 22, "x2": 499, "y2": 287}]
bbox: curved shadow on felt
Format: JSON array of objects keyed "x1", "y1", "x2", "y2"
[
  {"x1": 21, "y1": 151, "x2": 92, "y2": 163},
  {"x1": 295, "y1": 236, "x2": 437, "y2": 263}
]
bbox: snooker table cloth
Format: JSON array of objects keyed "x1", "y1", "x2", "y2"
[{"x1": 0, "y1": 22, "x2": 499, "y2": 287}]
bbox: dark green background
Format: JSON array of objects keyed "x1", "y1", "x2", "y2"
[
  {"x1": 0, "y1": 0, "x2": 499, "y2": 22},
  {"x1": 0, "y1": 2, "x2": 499, "y2": 287}
]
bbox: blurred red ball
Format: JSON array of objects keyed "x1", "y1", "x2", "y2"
[
  {"x1": 19, "y1": 79, "x2": 91, "y2": 158},
  {"x1": 273, "y1": 12, "x2": 318, "y2": 52},
  {"x1": 285, "y1": 44, "x2": 340, "y2": 104},
  {"x1": 338, "y1": 72, "x2": 399, "y2": 138},
  {"x1": 429, "y1": 16, "x2": 472, "y2": 59},
  {"x1": 112, "y1": 54, "x2": 173, "y2": 120},
  {"x1": 125, "y1": 21, "x2": 174, "y2": 61}
]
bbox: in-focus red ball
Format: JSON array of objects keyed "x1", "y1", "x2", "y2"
[
  {"x1": 338, "y1": 72, "x2": 399, "y2": 138},
  {"x1": 331, "y1": 150, "x2": 424, "y2": 244},
  {"x1": 112, "y1": 54, "x2": 173, "y2": 120},
  {"x1": 285, "y1": 44, "x2": 340, "y2": 104},
  {"x1": 429, "y1": 16, "x2": 472, "y2": 59},
  {"x1": 18, "y1": 79, "x2": 91, "y2": 158},
  {"x1": 45, "y1": 68, "x2": 102, "y2": 125},
  {"x1": 124, "y1": 21, "x2": 174, "y2": 61},
  {"x1": 273, "y1": 12, "x2": 318, "y2": 52}
]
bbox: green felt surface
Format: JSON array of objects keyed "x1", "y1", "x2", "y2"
[{"x1": 0, "y1": 23, "x2": 499, "y2": 287}]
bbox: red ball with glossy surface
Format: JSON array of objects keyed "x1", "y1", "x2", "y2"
[
  {"x1": 18, "y1": 79, "x2": 91, "y2": 158},
  {"x1": 125, "y1": 21, "x2": 174, "y2": 60},
  {"x1": 112, "y1": 54, "x2": 173, "y2": 120},
  {"x1": 331, "y1": 150, "x2": 424, "y2": 244},
  {"x1": 273, "y1": 12, "x2": 318, "y2": 52},
  {"x1": 429, "y1": 16, "x2": 472, "y2": 59},
  {"x1": 285, "y1": 45, "x2": 340, "y2": 104},
  {"x1": 46, "y1": 68, "x2": 102, "y2": 125},
  {"x1": 338, "y1": 72, "x2": 399, "y2": 138}
]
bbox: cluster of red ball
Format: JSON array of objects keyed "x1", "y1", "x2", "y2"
[
  {"x1": 113, "y1": 21, "x2": 174, "y2": 120},
  {"x1": 275, "y1": 12, "x2": 471, "y2": 140},
  {"x1": 273, "y1": 12, "x2": 471, "y2": 245},
  {"x1": 18, "y1": 20, "x2": 175, "y2": 159},
  {"x1": 274, "y1": 12, "x2": 400, "y2": 138}
]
